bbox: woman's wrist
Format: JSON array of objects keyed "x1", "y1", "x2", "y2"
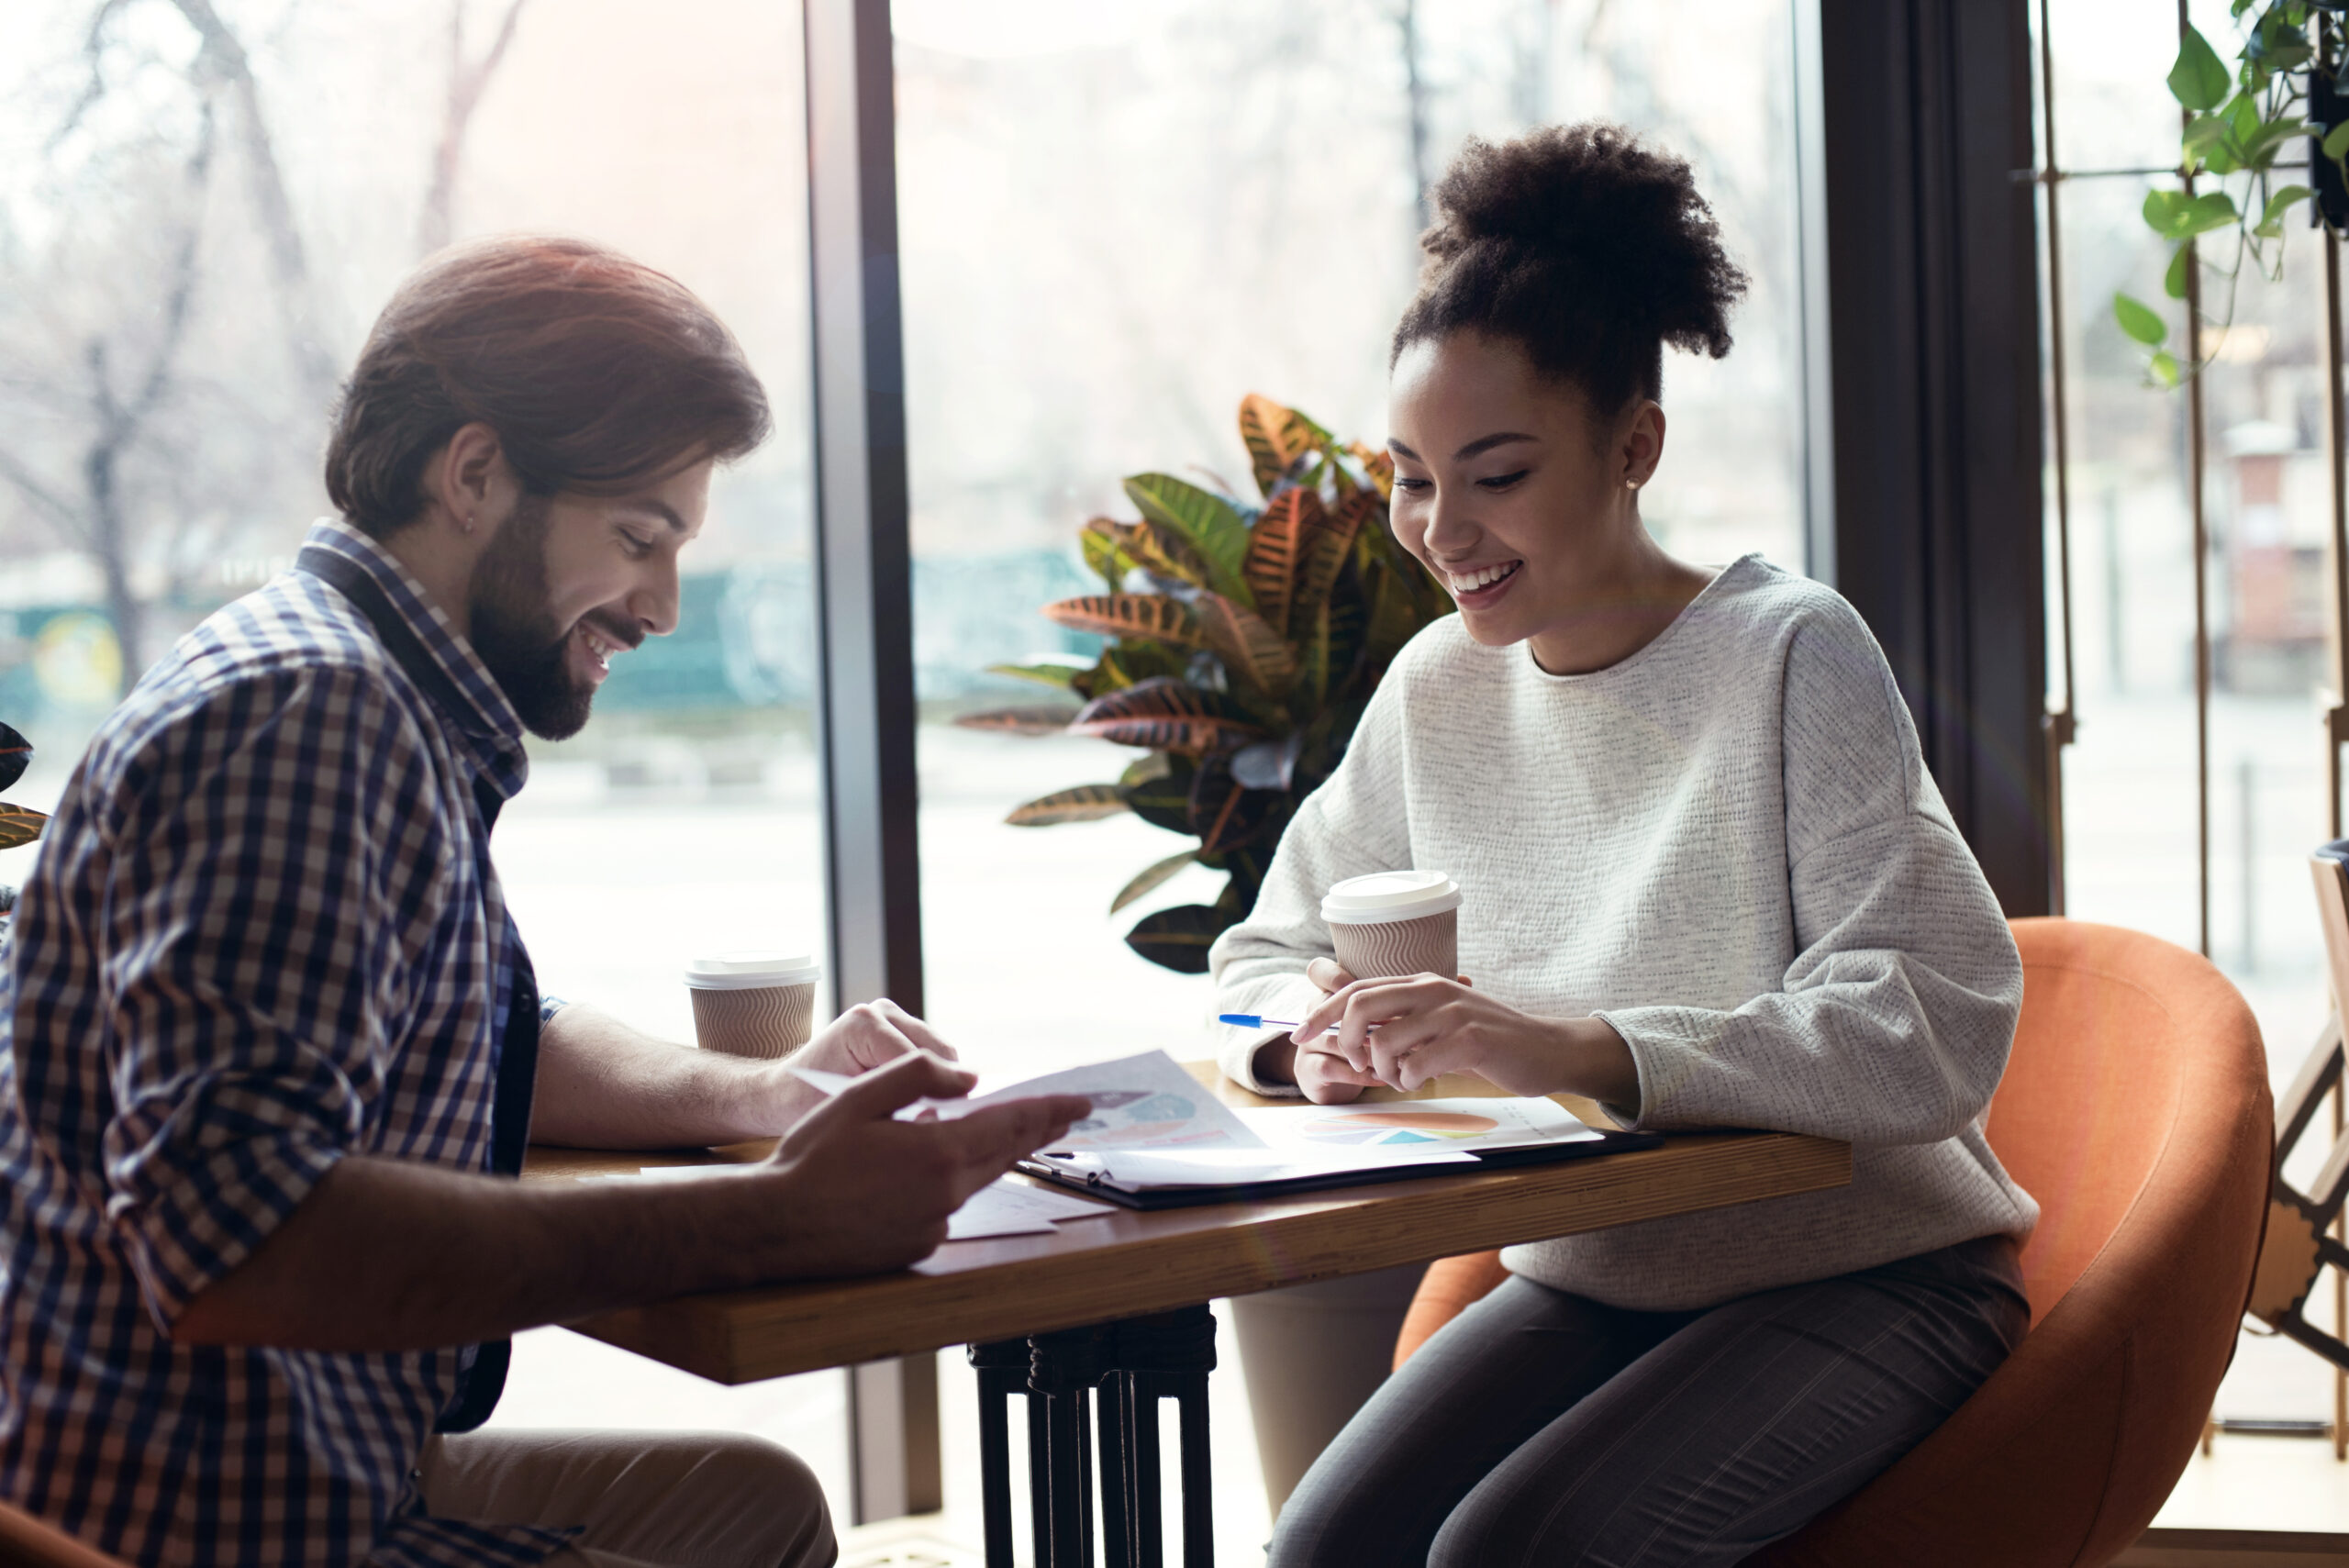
[
  {"x1": 1250, "y1": 1034, "x2": 1300, "y2": 1087},
  {"x1": 1557, "y1": 1016, "x2": 1640, "y2": 1111}
]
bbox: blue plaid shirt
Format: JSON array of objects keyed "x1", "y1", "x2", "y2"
[{"x1": 0, "y1": 520, "x2": 570, "y2": 1566}]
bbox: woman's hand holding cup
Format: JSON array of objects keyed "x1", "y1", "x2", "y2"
[{"x1": 1286, "y1": 958, "x2": 1388, "y2": 1105}]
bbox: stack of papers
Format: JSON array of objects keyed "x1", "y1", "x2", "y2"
[
  {"x1": 788, "y1": 1049, "x2": 1613, "y2": 1201},
  {"x1": 794, "y1": 1049, "x2": 1258, "y2": 1151}
]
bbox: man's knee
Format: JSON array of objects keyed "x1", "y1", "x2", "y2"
[{"x1": 650, "y1": 1433, "x2": 835, "y2": 1568}]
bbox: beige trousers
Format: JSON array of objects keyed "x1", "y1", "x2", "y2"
[{"x1": 417, "y1": 1429, "x2": 837, "y2": 1568}]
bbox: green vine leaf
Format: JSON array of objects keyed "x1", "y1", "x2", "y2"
[
  {"x1": 2164, "y1": 244, "x2": 2193, "y2": 301},
  {"x1": 2167, "y1": 24, "x2": 2232, "y2": 112},
  {"x1": 2150, "y1": 350, "x2": 2183, "y2": 388},
  {"x1": 2257, "y1": 183, "x2": 2313, "y2": 239},
  {"x1": 2326, "y1": 120, "x2": 2349, "y2": 162},
  {"x1": 2183, "y1": 112, "x2": 2232, "y2": 170},
  {"x1": 2113, "y1": 292, "x2": 2170, "y2": 348},
  {"x1": 2143, "y1": 188, "x2": 2240, "y2": 241}
]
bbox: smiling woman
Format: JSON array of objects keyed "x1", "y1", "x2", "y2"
[{"x1": 1211, "y1": 122, "x2": 2037, "y2": 1568}]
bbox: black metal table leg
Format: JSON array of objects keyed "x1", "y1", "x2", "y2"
[
  {"x1": 967, "y1": 1304, "x2": 1219, "y2": 1568},
  {"x1": 1112, "y1": 1306, "x2": 1217, "y2": 1568},
  {"x1": 1176, "y1": 1373, "x2": 1212, "y2": 1568},
  {"x1": 1096, "y1": 1371, "x2": 1132, "y2": 1568},
  {"x1": 966, "y1": 1340, "x2": 1028, "y2": 1568},
  {"x1": 1029, "y1": 1323, "x2": 1117, "y2": 1568}
]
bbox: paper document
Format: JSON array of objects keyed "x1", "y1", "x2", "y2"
[
  {"x1": 793, "y1": 1050, "x2": 1264, "y2": 1152},
  {"x1": 948, "y1": 1178, "x2": 1119, "y2": 1240},
  {"x1": 1034, "y1": 1142, "x2": 1478, "y2": 1195},
  {"x1": 581, "y1": 1164, "x2": 1118, "y2": 1241},
  {"x1": 1238, "y1": 1096, "x2": 1602, "y2": 1158}
]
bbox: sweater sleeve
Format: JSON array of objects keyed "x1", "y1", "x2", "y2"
[
  {"x1": 1208, "y1": 666, "x2": 1419, "y2": 1094},
  {"x1": 1595, "y1": 605, "x2": 2023, "y2": 1145}
]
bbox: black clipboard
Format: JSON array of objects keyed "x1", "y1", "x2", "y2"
[{"x1": 1014, "y1": 1127, "x2": 1664, "y2": 1210}]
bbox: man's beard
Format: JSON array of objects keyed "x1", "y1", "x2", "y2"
[{"x1": 468, "y1": 494, "x2": 597, "y2": 740}]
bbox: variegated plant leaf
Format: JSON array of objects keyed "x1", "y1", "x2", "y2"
[
  {"x1": 1239, "y1": 394, "x2": 1322, "y2": 497},
  {"x1": 1109, "y1": 848, "x2": 1199, "y2": 914},
  {"x1": 1069, "y1": 677, "x2": 1264, "y2": 754},
  {"x1": 985, "y1": 662, "x2": 1082, "y2": 689},
  {"x1": 1244, "y1": 488, "x2": 1323, "y2": 637},
  {"x1": 953, "y1": 706, "x2": 1079, "y2": 736},
  {"x1": 0, "y1": 803, "x2": 48, "y2": 851},
  {"x1": 0, "y1": 724, "x2": 29, "y2": 795},
  {"x1": 1294, "y1": 488, "x2": 1374, "y2": 615},
  {"x1": 1122, "y1": 902, "x2": 1230, "y2": 975},
  {"x1": 1186, "y1": 753, "x2": 1275, "y2": 854},
  {"x1": 1194, "y1": 593, "x2": 1297, "y2": 695},
  {"x1": 1005, "y1": 785, "x2": 1130, "y2": 827},
  {"x1": 1122, "y1": 474, "x2": 1254, "y2": 607},
  {"x1": 1041, "y1": 593, "x2": 1207, "y2": 649}
]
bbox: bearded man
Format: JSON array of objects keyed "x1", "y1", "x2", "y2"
[{"x1": 0, "y1": 236, "x2": 1084, "y2": 1568}]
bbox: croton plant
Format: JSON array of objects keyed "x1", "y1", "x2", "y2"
[
  {"x1": 0, "y1": 725, "x2": 40, "y2": 851},
  {"x1": 958, "y1": 395, "x2": 1453, "y2": 973}
]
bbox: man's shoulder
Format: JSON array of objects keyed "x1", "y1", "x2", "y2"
[{"x1": 94, "y1": 575, "x2": 438, "y2": 783}]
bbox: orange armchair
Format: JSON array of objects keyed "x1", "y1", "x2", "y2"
[{"x1": 1391, "y1": 918, "x2": 2273, "y2": 1568}]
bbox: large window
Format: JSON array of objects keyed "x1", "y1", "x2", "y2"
[
  {"x1": 897, "y1": 0, "x2": 1813, "y2": 1085},
  {"x1": 0, "y1": 0, "x2": 842, "y2": 1501},
  {"x1": 2041, "y1": 0, "x2": 2330, "y2": 1431}
]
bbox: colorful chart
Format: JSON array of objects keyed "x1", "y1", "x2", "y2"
[{"x1": 1296, "y1": 1109, "x2": 1501, "y2": 1147}]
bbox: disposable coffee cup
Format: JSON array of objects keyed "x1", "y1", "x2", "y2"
[
  {"x1": 685, "y1": 952, "x2": 822, "y2": 1061},
  {"x1": 1321, "y1": 870, "x2": 1463, "y2": 980}
]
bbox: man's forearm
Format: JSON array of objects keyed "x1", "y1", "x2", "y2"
[
  {"x1": 169, "y1": 1154, "x2": 786, "y2": 1351},
  {"x1": 529, "y1": 1002, "x2": 801, "y2": 1149}
]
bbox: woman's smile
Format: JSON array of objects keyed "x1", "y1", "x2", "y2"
[{"x1": 1442, "y1": 558, "x2": 1525, "y2": 608}]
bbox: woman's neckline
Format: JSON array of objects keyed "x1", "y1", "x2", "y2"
[{"x1": 1521, "y1": 553, "x2": 1760, "y2": 684}]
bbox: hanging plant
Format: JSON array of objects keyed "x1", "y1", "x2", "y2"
[
  {"x1": 957, "y1": 394, "x2": 1453, "y2": 973},
  {"x1": 2114, "y1": 4, "x2": 2349, "y2": 384}
]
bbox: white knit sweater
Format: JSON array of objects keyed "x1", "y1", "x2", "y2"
[{"x1": 1209, "y1": 555, "x2": 2039, "y2": 1311}]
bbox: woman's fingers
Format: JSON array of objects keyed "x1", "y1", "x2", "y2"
[{"x1": 1306, "y1": 957, "x2": 1357, "y2": 995}]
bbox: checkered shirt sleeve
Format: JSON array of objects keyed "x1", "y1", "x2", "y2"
[{"x1": 94, "y1": 662, "x2": 456, "y2": 1326}]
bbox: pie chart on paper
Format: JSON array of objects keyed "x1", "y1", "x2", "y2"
[{"x1": 1297, "y1": 1109, "x2": 1502, "y2": 1147}]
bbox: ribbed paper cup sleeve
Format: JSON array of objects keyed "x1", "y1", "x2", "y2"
[
  {"x1": 690, "y1": 982, "x2": 818, "y2": 1061},
  {"x1": 1330, "y1": 907, "x2": 1458, "y2": 980}
]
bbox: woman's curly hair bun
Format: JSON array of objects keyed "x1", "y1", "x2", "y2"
[{"x1": 1395, "y1": 123, "x2": 1750, "y2": 412}]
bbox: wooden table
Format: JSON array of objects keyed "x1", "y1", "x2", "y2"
[{"x1": 523, "y1": 1070, "x2": 1850, "y2": 1566}]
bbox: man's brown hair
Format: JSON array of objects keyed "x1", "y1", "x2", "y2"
[{"x1": 325, "y1": 236, "x2": 772, "y2": 538}]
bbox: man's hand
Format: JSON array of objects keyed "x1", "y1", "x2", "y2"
[
  {"x1": 754, "y1": 1050, "x2": 1090, "y2": 1276},
  {"x1": 771, "y1": 1000, "x2": 962, "y2": 1125},
  {"x1": 1291, "y1": 965, "x2": 1640, "y2": 1104}
]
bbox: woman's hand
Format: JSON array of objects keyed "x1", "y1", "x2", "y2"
[
  {"x1": 1284, "y1": 960, "x2": 1387, "y2": 1105},
  {"x1": 1292, "y1": 971, "x2": 1639, "y2": 1103}
]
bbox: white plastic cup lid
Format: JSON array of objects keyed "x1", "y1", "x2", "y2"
[
  {"x1": 684, "y1": 951, "x2": 823, "y2": 990},
  {"x1": 1320, "y1": 870, "x2": 1463, "y2": 925}
]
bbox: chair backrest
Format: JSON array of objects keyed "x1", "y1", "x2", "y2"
[
  {"x1": 1981, "y1": 929, "x2": 2191, "y2": 1325},
  {"x1": 1757, "y1": 917, "x2": 2273, "y2": 1568}
]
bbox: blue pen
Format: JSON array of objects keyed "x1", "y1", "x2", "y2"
[{"x1": 1219, "y1": 1012, "x2": 1381, "y2": 1032}]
